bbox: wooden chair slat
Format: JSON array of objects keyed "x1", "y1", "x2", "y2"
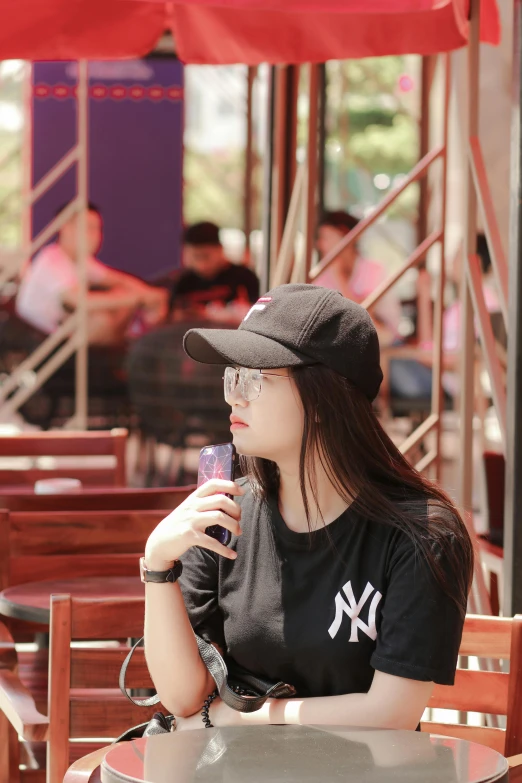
[
  {"x1": 0, "y1": 469, "x2": 119, "y2": 488},
  {"x1": 0, "y1": 487, "x2": 191, "y2": 513},
  {"x1": 420, "y1": 722, "x2": 506, "y2": 754},
  {"x1": 0, "y1": 430, "x2": 127, "y2": 458},
  {"x1": 70, "y1": 597, "x2": 145, "y2": 640},
  {"x1": 69, "y1": 697, "x2": 157, "y2": 739},
  {"x1": 429, "y1": 669, "x2": 509, "y2": 715},
  {"x1": 11, "y1": 510, "x2": 166, "y2": 556},
  {"x1": 47, "y1": 596, "x2": 71, "y2": 783},
  {"x1": 0, "y1": 429, "x2": 127, "y2": 487},
  {"x1": 70, "y1": 647, "x2": 151, "y2": 690},
  {"x1": 459, "y1": 614, "x2": 512, "y2": 658},
  {"x1": 505, "y1": 615, "x2": 522, "y2": 756},
  {"x1": 10, "y1": 554, "x2": 139, "y2": 586}
]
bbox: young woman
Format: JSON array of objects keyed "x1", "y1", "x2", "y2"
[{"x1": 143, "y1": 284, "x2": 473, "y2": 731}]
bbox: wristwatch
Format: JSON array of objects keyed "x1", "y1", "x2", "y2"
[{"x1": 139, "y1": 557, "x2": 183, "y2": 584}]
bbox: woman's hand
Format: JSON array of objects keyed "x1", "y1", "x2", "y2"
[{"x1": 144, "y1": 479, "x2": 243, "y2": 570}]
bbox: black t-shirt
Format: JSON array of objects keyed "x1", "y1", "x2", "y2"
[
  {"x1": 169, "y1": 265, "x2": 259, "y2": 311},
  {"x1": 179, "y1": 480, "x2": 465, "y2": 699}
]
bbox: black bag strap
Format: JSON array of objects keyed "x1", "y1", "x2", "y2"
[
  {"x1": 119, "y1": 637, "x2": 161, "y2": 707},
  {"x1": 119, "y1": 634, "x2": 291, "y2": 713}
]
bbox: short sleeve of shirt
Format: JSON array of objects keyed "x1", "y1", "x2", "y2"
[
  {"x1": 179, "y1": 545, "x2": 225, "y2": 650},
  {"x1": 371, "y1": 531, "x2": 465, "y2": 686}
]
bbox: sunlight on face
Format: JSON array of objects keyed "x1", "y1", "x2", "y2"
[{"x1": 228, "y1": 367, "x2": 304, "y2": 464}]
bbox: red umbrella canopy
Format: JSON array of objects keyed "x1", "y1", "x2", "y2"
[{"x1": 0, "y1": 0, "x2": 499, "y2": 63}]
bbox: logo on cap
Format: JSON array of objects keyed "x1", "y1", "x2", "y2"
[{"x1": 243, "y1": 297, "x2": 272, "y2": 322}]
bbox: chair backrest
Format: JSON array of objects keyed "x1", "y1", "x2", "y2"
[
  {"x1": 422, "y1": 614, "x2": 522, "y2": 756},
  {"x1": 48, "y1": 595, "x2": 154, "y2": 783},
  {"x1": 0, "y1": 429, "x2": 128, "y2": 487},
  {"x1": 0, "y1": 485, "x2": 192, "y2": 513},
  {"x1": 127, "y1": 323, "x2": 229, "y2": 443},
  {"x1": 0, "y1": 508, "x2": 171, "y2": 589}
]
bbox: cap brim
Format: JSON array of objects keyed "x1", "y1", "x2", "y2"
[{"x1": 183, "y1": 328, "x2": 315, "y2": 370}]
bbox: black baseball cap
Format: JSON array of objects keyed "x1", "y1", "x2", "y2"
[{"x1": 183, "y1": 284, "x2": 383, "y2": 401}]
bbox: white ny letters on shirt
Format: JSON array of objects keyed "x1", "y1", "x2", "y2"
[{"x1": 328, "y1": 581, "x2": 382, "y2": 642}]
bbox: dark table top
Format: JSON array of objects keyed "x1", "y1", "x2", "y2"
[
  {"x1": 100, "y1": 725, "x2": 509, "y2": 783},
  {"x1": 0, "y1": 576, "x2": 143, "y2": 624}
]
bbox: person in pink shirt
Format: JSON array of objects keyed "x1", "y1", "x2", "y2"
[
  {"x1": 314, "y1": 211, "x2": 435, "y2": 402},
  {"x1": 315, "y1": 211, "x2": 402, "y2": 347}
]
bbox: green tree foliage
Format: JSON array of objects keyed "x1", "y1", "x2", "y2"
[{"x1": 325, "y1": 56, "x2": 420, "y2": 219}]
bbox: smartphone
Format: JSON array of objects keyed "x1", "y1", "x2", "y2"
[{"x1": 197, "y1": 442, "x2": 237, "y2": 546}]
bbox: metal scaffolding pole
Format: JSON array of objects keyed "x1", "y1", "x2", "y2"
[
  {"x1": 459, "y1": 0, "x2": 480, "y2": 521},
  {"x1": 504, "y1": 0, "x2": 522, "y2": 615},
  {"x1": 260, "y1": 66, "x2": 276, "y2": 294},
  {"x1": 74, "y1": 60, "x2": 89, "y2": 429},
  {"x1": 244, "y1": 66, "x2": 256, "y2": 261}
]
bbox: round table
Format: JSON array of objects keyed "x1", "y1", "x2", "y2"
[
  {"x1": 100, "y1": 725, "x2": 509, "y2": 783},
  {"x1": 0, "y1": 576, "x2": 144, "y2": 624}
]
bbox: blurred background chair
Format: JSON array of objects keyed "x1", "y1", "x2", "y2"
[{"x1": 128, "y1": 322, "x2": 230, "y2": 485}]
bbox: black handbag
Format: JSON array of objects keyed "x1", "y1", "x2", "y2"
[{"x1": 116, "y1": 634, "x2": 296, "y2": 741}]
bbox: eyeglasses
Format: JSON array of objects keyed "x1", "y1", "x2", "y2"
[{"x1": 223, "y1": 366, "x2": 291, "y2": 403}]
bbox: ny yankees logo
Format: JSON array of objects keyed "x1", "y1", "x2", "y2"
[{"x1": 328, "y1": 581, "x2": 382, "y2": 643}]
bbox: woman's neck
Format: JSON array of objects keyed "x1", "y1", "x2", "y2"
[{"x1": 276, "y1": 457, "x2": 352, "y2": 534}]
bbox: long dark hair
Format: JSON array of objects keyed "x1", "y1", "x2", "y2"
[{"x1": 240, "y1": 364, "x2": 473, "y2": 616}]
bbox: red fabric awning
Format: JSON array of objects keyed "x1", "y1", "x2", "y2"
[{"x1": 0, "y1": 0, "x2": 500, "y2": 64}]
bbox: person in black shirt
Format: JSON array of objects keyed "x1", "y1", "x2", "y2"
[
  {"x1": 169, "y1": 221, "x2": 259, "y2": 322},
  {"x1": 143, "y1": 284, "x2": 473, "y2": 732}
]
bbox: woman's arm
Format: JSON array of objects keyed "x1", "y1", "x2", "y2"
[
  {"x1": 144, "y1": 580, "x2": 216, "y2": 717},
  {"x1": 143, "y1": 479, "x2": 243, "y2": 717},
  {"x1": 179, "y1": 671, "x2": 433, "y2": 731}
]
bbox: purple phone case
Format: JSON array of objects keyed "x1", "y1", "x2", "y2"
[{"x1": 197, "y1": 443, "x2": 236, "y2": 546}]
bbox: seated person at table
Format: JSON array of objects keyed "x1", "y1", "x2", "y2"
[
  {"x1": 16, "y1": 203, "x2": 168, "y2": 346},
  {"x1": 169, "y1": 221, "x2": 259, "y2": 322},
  {"x1": 143, "y1": 284, "x2": 472, "y2": 731}
]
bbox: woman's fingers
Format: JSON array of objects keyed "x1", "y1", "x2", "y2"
[
  {"x1": 195, "y1": 493, "x2": 242, "y2": 521},
  {"x1": 193, "y1": 530, "x2": 238, "y2": 560},
  {"x1": 193, "y1": 479, "x2": 243, "y2": 499},
  {"x1": 194, "y1": 509, "x2": 242, "y2": 538}
]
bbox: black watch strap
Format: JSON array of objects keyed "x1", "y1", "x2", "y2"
[{"x1": 140, "y1": 557, "x2": 183, "y2": 584}]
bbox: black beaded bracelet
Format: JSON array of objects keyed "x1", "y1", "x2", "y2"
[{"x1": 201, "y1": 690, "x2": 218, "y2": 728}]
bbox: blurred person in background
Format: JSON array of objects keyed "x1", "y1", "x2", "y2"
[
  {"x1": 315, "y1": 211, "x2": 402, "y2": 347},
  {"x1": 16, "y1": 203, "x2": 168, "y2": 346},
  {"x1": 169, "y1": 221, "x2": 259, "y2": 323},
  {"x1": 315, "y1": 210, "x2": 435, "y2": 401}
]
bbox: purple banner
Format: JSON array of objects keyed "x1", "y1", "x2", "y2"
[{"x1": 32, "y1": 59, "x2": 184, "y2": 280}]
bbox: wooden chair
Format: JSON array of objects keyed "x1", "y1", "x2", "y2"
[
  {"x1": 0, "y1": 595, "x2": 156, "y2": 783},
  {"x1": 0, "y1": 506, "x2": 170, "y2": 639},
  {"x1": 422, "y1": 614, "x2": 522, "y2": 757},
  {"x1": 0, "y1": 485, "x2": 192, "y2": 513},
  {"x1": 0, "y1": 505, "x2": 172, "y2": 741},
  {"x1": 0, "y1": 507, "x2": 170, "y2": 590},
  {"x1": 0, "y1": 429, "x2": 128, "y2": 487}
]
